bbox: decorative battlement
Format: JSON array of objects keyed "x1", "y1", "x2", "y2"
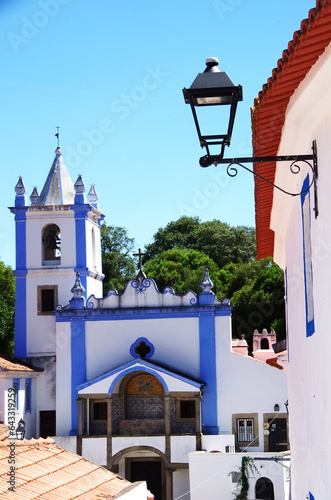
[{"x1": 86, "y1": 278, "x2": 199, "y2": 309}]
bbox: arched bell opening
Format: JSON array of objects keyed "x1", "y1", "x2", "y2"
[{"x1": 42, "y1": 224, "x2": 61, "y2": 265}]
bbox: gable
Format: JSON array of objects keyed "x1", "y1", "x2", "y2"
[{"x1": 77, "y1": 359, "x2": 202, "y2": 395}]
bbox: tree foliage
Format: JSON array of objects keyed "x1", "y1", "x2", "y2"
[
  {"x1": 101, "y1": 223, "x2": 136, "y2": 294},
  {"x1": 0, "y1": 261, "x2": 15, "y2": 356},
  {"x1": 143, "y1": 248, "x2": 222, "y2": 296},
  {"x1": 143, "y1": 216, "x2": 256, "y2": 268}
]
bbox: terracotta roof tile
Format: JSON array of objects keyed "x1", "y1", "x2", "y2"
[
  {"x1": 0, "y1": 354, "x2": 42, "y2": 373},
  {"x1": 251, "y1": 0, "x2": 331, "y2": 258},
  {"x1": 0, "y1": 438, "x2": 136, "y2": 499}
]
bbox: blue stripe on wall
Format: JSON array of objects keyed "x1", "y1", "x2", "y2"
[
  {"x1": 199, "y1": 311, "x2": 218, "y2": 434},
  {"x1": 70, "y1": 319, "x2": 86, "y2": 435},
  {"x1": 14, "y1": 272, "x2": 27, "y2": 357},
  {"x1": 14, "y1": 210, "x2": 27, "y2": 357},
  {"x1": 73, "y1": 207, "x2": 88, "y2": 298},
  {"x1": 301, "y1": 174, "x2": 315, "y2": 337}
]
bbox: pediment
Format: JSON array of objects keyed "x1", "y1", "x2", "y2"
[
  {"x1": 86, "y1": 278, "x2": 198, "y2": 309},
  {"x1": 77, "y1": 359, "x2": 202, "y2": 395}
]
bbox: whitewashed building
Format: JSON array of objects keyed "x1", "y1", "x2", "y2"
[
  {"x1": 252, "y1": 1, "x2": 331, "y2": 498},
  {"x1": 9, "y1": 146, "x2": 288, "y2": 500}
]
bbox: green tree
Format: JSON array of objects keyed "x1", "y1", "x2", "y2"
[
  {"x1": 229, "y1": 259, "x2": 286, "y2": 345},
  {"x1": 144, "y1": 216, "x2": 256, "y2": 268},
  {"x1": 101, "y1": 223, "x2": 136, "y2": 294},
  {"x1": 0, "y1": 261, "x2": 15, "y2": 356},
  {"x1": 143, "y1": 248, "x2": 223, "y2": 296}
]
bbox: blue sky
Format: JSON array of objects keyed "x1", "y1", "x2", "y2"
[{"x1": 1, "y1": 0, "x2": 315, "y2": 268}]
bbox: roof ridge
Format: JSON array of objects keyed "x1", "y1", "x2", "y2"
[{"x1": 254, "y1": 0, "x2": 329, "y2": 107}]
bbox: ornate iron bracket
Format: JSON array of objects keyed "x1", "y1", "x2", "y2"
[{"x1": 199, "y1": 140, "x2": 318, "y2": 218}]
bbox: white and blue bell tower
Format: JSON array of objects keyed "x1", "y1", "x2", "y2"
[{"x1": 10, "y1": 146, "x2": 104, "y2": 359}]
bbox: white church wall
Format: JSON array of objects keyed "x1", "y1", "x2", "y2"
[
  {"x1": 56, "y1": 321, "x2": 72, "y2": 435},
  {"x1": 85, "y1": 317, "x2": 200, "y2": 381},
  {"x1": 170, "y1": 436, "x2": 196, "y2": 463},
  {"x1": 270, "y1": 41, "x2": 331, "y2": 500},
  {"x1": 82, "y1": 437, "x2": 107, "y2": 465},
  {"x1": 25, "y1": 271, "x2": 76, "y2": 355}
]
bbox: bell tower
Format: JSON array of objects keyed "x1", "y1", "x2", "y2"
[{"x1": 10, "y1": 147, "x2": 104, "y2": 359}]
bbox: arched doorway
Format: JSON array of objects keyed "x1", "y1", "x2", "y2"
[
  {"x1": 255, "y1": 477, "x2": 275, "y2": 499},
  {"x1": 110, "y1": 446, "x2": 170, "y2": 500},
  {"x1": 260, "y1": 337, "x2": 269, "y2": 349}
]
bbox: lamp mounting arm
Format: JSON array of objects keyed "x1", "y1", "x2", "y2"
[{"x1": 199, "y1": 140, "x2": 318, "y2": 217}]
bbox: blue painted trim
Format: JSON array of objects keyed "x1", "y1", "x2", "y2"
[
  {"x1": 13, "y1": 379, "x2": 20, "y2": 411},
  {"x1": 130, "y1": 337, "x2": 155, "y2": 360},
  {"x1": 309, "y1": 493, "x2": 315, "y2": 500},
  {"x1": 76, "y1": 358, "x2": 202, "y2": 393},
  {"x1": 72, "y1": 206, "x2": 90, "y2": 298},
  {"x1": 199, "y1": 311, "x2": 218, "y2": 434},
  {"x1": 71, "y1": 319, "x2": 86, "y2": 434},
  {"x1": 55, "y1": 304, "x2": 231, "y2": 322},
  {"x1": 25, "y1": 378, "x2": 31, "y2": 413},
  {"x1": 14, "y1": 273, "x2": 27, "y2": 357},
  {"x1": 11, "y1": 208, "x2": 27, "y2": 357},
  {"x1": 285, "y1": 267, "x2": 289, "y2": 363},
  {"x1": 301, "y1": 175, "x2": 315, "y2": 337}
]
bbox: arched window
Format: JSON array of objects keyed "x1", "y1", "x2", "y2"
[
  {"x1": 255, "y1": 477, "x2": 275, "y2": 500},
  {"x1": 42, "y1": 224, "x2": 61, "y2": 265},
  {"x1": 260, "y1": 338, "x2": 269, "y2": 350}
]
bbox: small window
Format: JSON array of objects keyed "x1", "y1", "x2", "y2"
[
  {"x1": 25, "y1": 380, "x2": 31, "y2": 412},
  {"x1": 237, "y1": 418, "x2": 254, "y2": 442},
  {"x1": 231, "y1": 471, "x2": 240, "y2": 483},
  {"x1": 38, "y1": 286, "x2": 58, "y2": 315},
  {"x1": 13, "y1": 382, "x2": 19, "y2": 410},
  {"x1": 93, "y1": 402, "x2": 107, "y2": 420},
  {"x1": 179, "y1": 400, "x2": 196, "y2": 419}
]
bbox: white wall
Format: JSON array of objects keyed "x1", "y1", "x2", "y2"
[
  {"x1": 189, "y1": 452, "x2": 287, "y2": 500},
  {"x1": 270, "y1": 41, "x2": 331, "y2": 499},
  {"x1": 56, "y1": 322, "x2": 72, "y2": 435},
  {"x1": 85, "y1": 317, "x2": 200, "y2": 381},
  {"x1": 82, "y1": 437, "x2": 107, "y2": 465},
  {"x1": 215, "y1": 347, "x2": 288, "y2": 450}
]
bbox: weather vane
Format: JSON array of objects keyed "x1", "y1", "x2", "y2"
[{"x1": 55, "y1": 127, "x2": 60, "y2": 148}]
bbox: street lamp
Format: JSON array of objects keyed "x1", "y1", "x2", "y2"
[
  {"x1": 183, "y1": 57, "x2": 242, "y2": 161},
  {"x1": 183, "y1": 58, "x2": 318, "y2": 217}
]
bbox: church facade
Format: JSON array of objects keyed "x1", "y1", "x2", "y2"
[{"x1": 9, "y1": 147, "x2": 288, "y2": 500}]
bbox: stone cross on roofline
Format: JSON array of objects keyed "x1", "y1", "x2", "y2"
[{"x1": 133, "y1": 248, "x2": 147, "y2": 281}]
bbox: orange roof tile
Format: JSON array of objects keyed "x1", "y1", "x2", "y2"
[
  {"x1": 0, "y1": 354, "x2": 42, "y2": 373},
  {"x1": 252, "y1": 0, "x2": 331, "y2": 259},
  {"x1": 0, "y1": 438, "x2": 140, "y2": 499}
]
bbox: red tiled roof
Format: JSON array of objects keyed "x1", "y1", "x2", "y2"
[
  {"x1": 251, "y1": 0, "x2": 331, "y2": 259},
  {"x1": 0, "y1": 354, "x2": 42, "y2": 373},
  {"x1": 0, "y1": 438, "x2": 139, "y2": 499}
]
